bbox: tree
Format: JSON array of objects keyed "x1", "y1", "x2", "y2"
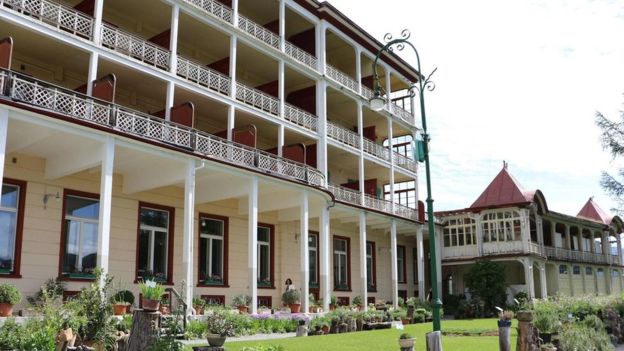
[
  {"x1": 596, "y1": 109, "x2": 624, "y2": 214},
  {"x1": 465, "y1": 261, "x2": 507, "y2": 315}
]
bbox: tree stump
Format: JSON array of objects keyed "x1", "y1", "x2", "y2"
[
  {"x1": 426, "y1": 331, "x2": 443, "y2": 351},
  {"x1": 516, "y1": 311, "x2": 539, "y2": 351},
  {"x1": 126, "y1": 309, "x2": 160, "y2": 351}
]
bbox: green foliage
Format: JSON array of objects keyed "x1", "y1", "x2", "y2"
[
  {"x1": 352, "y1": 295, "x2": 363, "y2": 306},
  {"x1": 465, "y1": 261, "x2": 507, "y2": 314},
  {"x1": 140, "y1": 279, "x2": 166, "y2": 300},
  {"x1": 193, "y1": 296, "x2": 206, "y2": 308},
  {"x1": 583, "y1": 314, "x2": 604, "y2": 331},
  {"x1": 309, "y1": 316, "x2": 331, "y2": 330},
  {"x1": 558, "y1": 323, "x2": 613, "y2": 351},
  {"x1": 112, "y1": 289, "x2": 135, "y2": 305},
  {"x1": 281, "y1": 289, "x2": 300, "y2": 304},
  {"x1": 233, "y1": 294, "x2": 252, "y2": 307},
  {"x1": 206, "y1": 310, "x2": 237, "y2": 336},
  {"x1": 532, "y1": 300, "x2": 561, "y2": 333},
  {"x1": 399, "y1": 333, "x2": 413, "y2": 339},
  {"x1": 27, "y1": 278, "x2": 65, "y2": 306},
  {"x1": 596, "y1": 110, "x2": 624, "y2": 212},
  {"x1": 0, "y1": 283, "x2": 22, "y2": 305},
  {"x1": 73, "y1": 269, "x2": 116, "y2": 348},
  {"x1": 241, "y1": 346, "x2": 285, "y2": 351},
  {"x1": 186, "y1": 319, "x2": 209, "y2": 339}
]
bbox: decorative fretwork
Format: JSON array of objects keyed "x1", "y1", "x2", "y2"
[
  {"x1": 327, "y1": 121, "x2": 360, "y2": 149},
  {"x1": 101, "y1": 24, "x2": 170, "y2": 70},
  {"x1": 182, "y1": 0, "x2": 232, "y2": 24},
  {"x1": 362, "y1": 138, "x2": 390, "y2": 162},
  {"x1": 238, "y1": 14, "x2": 280, "y2": 49},
  {"x1": 176, "y1": 57, "x2": 231, "y2": 95},
  {"x1": 393, "y1": 152, "x2": 417, "y2": 173},
  {"x1": 325, "y1": 64, "x2": 359, "y2": 93},
  {"x1": 328, "y1": 184, "x2": 362, "y2": 206},
  {"x1": 284, "y1": 42, "x2": 317, "y2": 69},
  {"x1": 283, "y1": 103, "x2": 317, "y2": 132},
  {"x1": 235, "y1": 83, "x2": 279, "y2": 116},
  {"x1": 391, "y1": 103, "x2": 414, "y2": 125},
  {"x1": 0, "y1": 0, "x2": 94, "y2": 38}
]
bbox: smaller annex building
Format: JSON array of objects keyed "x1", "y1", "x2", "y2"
[{"x1": 436, "y1": 164, "x2": 624, "y2": 300}]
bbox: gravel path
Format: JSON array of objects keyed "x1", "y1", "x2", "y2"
[{"x1": 181, "y1": 332, "x2": 297, "y2": 346}]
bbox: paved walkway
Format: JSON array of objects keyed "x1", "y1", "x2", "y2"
[
  {"x1": 181, "y1": 332, "x2": 296, "y2": 346},
  {"x1": 616, "y1": 345, "x2": 624, "y2": 351}
]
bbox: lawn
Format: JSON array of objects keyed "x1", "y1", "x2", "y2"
[{"x1": 185, "y1": 318, "x2": 517, "y2": 351}]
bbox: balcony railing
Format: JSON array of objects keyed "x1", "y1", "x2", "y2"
[
  {"x1": 327, "y1": 121, "x2": 360, "y2": 149},
  {"x1": 391, "y1": 103, "x2": 415, "y2": 125},
  {"x1": 284, "y1": 103, "x2": 317, "y2": 132},
  {"x1": 235, "y1": 83, "x2": 279, "y2": 116},
  {"x1": 183, "y1": 0, "x2": 232, "y2": 24},
  {"x1": 361, "y1": 86, "x2": 374, "y2": 100},
  {"x1": 393, "y1": 152, "x2": 417, "y2": 172},
  {"x1": 1, "y1": 0, "x2": 94, "y2": 39},
  {"x1": 101, "y1": 24, "x2": 171, "y2": 70},
  {"x1": 362, "y1": 138, "x2": 390, "y2": 162},
  {"x1": 238, "y1": 14, "x2": 280, "y2": 49},
  {"x1": 176, "y1": 56, "x2": 231, "y2": 95},
  {"x1": 328, "y1": 184, "x2": 361, "y2": 206},
  {"x1": 328, "y1": 184, "x2": 418, "y2": 221},
  {"x1": 364, "y1": 193, "x2": 393, "y2": 214},
  {"x1": 543, "y1": 246, "x2": 611, "y2": 265},
  {"x1": 284, "y1": 42, "x2": 317, "y2": 70},
  {"x1": 325, "y1": 64, "x2": 359, "y2": 94},
  {"x1": 394, "y1": 203, "x2": 418, "y2": 221},
  {"x1": 0, "y1": 69, "x2": 324, "y2": 187}
]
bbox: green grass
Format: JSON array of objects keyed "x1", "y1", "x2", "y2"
[{"x1": 185, "y1": 318, "x2": 517, "y2": 351}]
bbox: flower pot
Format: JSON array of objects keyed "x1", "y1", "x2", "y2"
[
  {"x1": 498, "y1": 319, "x2": 512, "y2": 328},
  {"x1": 540, "y1": 345, "x2": 556, "y2": 351},
  {"x1": 289, "y1": 303, "x2": 301, "y2": 313},
  {"x1": 113, "y1": 304, "x2": 128, "y2": 316},
  {"x1": 194, "y1": 306, "x2": 204, "y2": 315},
  {"x1": 0, "y1": 303, "x2": 13, "y2": 317},
  {"x1": 321, "y1": 325, "x2": 330, "y2": 334},
  {"x1": 159, "y1": 305, "x2": 170, "y2": 315},
  {"x1": 237, "y1": 305, "x2": 248, "y2": 314},
  {"x1": 58, "y1": 328, "x2": 74, "y2": 343},
  {"x1": 539, "y1": 332, "x2": 553, "y2": 343},
  {"x1": 399, "y1": 338, "x2": 415, "y2": 348},
  {"x1": 141, "y1": 298, "x2": 160, "y2": 312},
  {"x1": 206, "y1": 333, "x2": 226, "y2": 347},
  {"x1": 401, "y1": 318, "x2": 411, "y2": 325},
  {"x1": 516, "y1": 310, "x2": 533, "y2": 322}
]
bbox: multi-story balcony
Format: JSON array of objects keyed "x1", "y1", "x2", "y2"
[{"x1": 328, "y1": 184, "x2": 418, "y2": 221}]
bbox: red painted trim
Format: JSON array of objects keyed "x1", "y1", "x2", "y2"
[
  {"x1": 333, "y1": 235, "x2": 351, "y2": 291},
  {"x1": 257, "y1": 295, "x2": 272, "y2": 308},
  {"x1": 309, "y1": 231, "x2": 320, "y2": 286},
  {"x1": 197, "y1": 213, "x2": 229, "y2": 288},
  {"x1": 258, "y1": 222, "x2": 275, "y2": 289},
  {"x1": 200, "y1": 294, "x2": 225, "y2": 306},
  {"x1": 397, "y1": 245, "x2": 406, "y2": 283},
  {"x1": 366, "y1": 240, "x2": 376, "y2": 292},
  {"x1": 58, "y1": 189, "x2": 100, "y2": 281},
  {"x1": 0, "y1": 178, "x2": 26, "y2": 278},
  {"x1": 135, "y1": 202, "x2": 175, "y2": 285}
]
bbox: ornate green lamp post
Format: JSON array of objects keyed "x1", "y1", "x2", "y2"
[{"x1": 369, "y1": 29, "x2": 442, "y2": 332}]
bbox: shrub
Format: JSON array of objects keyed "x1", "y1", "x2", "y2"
[
  {"x1": 282, "y1": 289, "x2": 300, "y2": 304},
  {"x1": 465, "y1": 261, "x2": 507, "y2": 315},
  {"x1": 206, "y1": 310, "x2": 236, "y2": 337},
  {"x1": 27, "y1": 278, "x2": 65, "y2": 306},
  {"x1": 558, "y1": 323, "x2": 612, "y2": 351},
  {"x1": 352, "y1": 295, "x2": 363, "y2": 306},
  {"x1": 0, "y1": 284, "x2": 21, "y2": 305},
  {"x1": 399, "y1": 332, "x2": 413, "y2": 339},
  {"x1": 185, "y1": 319, "x2": 208, "y2": 339},
  {"x1": 533, "y1": 300, "x2": 561, "y2": 333},
  {"x1": 233, "y1": 294, "x2": 251, "y2": 307},
  {"x1": 112, "y1": 290, "x2": 135, "y2": 305}
]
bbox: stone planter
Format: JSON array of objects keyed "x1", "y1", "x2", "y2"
[
  {"x1": 398, "y1": 337, "x2": 415, "y2": 348},
  {"x1": 516, "y1": 310, "x2": 533, "y2": 322},
  {"x1": 0, "y1": 303, "x2": 14, "y2": 317},
  {"x1": 498, "y1": 319, "x2": 512, "y2": 327},
  {"x1": 141, "y1": 298, "x2": 160, "y2": 312},
  {"x1": 206, "y1": 333, "x2": 226, "y2": 347},
  {"x1": 540, "y1": 345, "x2": 556, "y2": 351}
]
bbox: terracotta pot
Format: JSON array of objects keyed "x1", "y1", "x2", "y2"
[
  {"x1": 206, "y1": 333, "x2": 226, "y2": 347},
  {"x1": 330, "y1": 304, "x2": 336, "y2": 311},
  {"x1": 58, "y1": 328, "x2": 74, "y2": 342},
  {"x1": 159, "y1": 305, "x2": 170, "y2": 315},
  {"x1": 194, "y1": 306, "x2": 204, "y2": 315},
  {"x1": 398, "y1": 338, "x2": 415, "y2": 348},
  {"x1": 237, "y1": 305, "x2": 248, "y2": 314},
  {"x1": 289, "y1": 303, "x2": 301, "y2": 313},
  {"x1": 401, "y1": 318, "x2": 411, "y2": 325},
  {"x1": 321, "y1": 325, "x2": 330, "y2": 334},
  {"x1": 113, "y1": 304, "x2": 128, "y2": 316},
  {"x1": 0, "y1": 303, "x2": 14, "y2": 317},
  {"x1": 141, "y1": 298, "x2": 160, "y2": 312}
]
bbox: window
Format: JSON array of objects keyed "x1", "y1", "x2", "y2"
[
  {"x1": 333, "y1": 236, "x2": 350, "y2": 291},
  {"x1": 384, "y1": 180, "x2": 416, "y2": 209},
  {"x1": 612, "y1": 269, "x2": 620, "y2": 277},
  {"x1": 0, "y1": 179, "x2": 26, "y2": 277},
  {"x1": 257, "y1": 224, "x2": 274, "y2": 288},
  {"x1": 443, "y1": 217, "x2": 476, "y2": 247},
  {"x1": 60, "y1": 191, "x2": 99, "y2": 280},
  {"x1": 573, "y1": 266, "x2": 580, "y2": 275},
  {"x1": 413, "y1": 247, "x2": 418, "y2": 283},
  {"x1": 482, "y1": 211, "x2": 522, "y2": 243},
  {"x1": 559, "y1": 265, "x2": 568, "y2": 275},
  {"x1": 137, "y1": 203, "x2": 174, "y2": 283},
  {"x1": 366, "y1": 241, "x2": 376, "y2": 291},
  {"x1": 199, "y1": 214, "x2": 228, "y2": 286},
  {"x1": 585, "y1": 267, "x2": 593, "y2": 275},
  {"x1": 309, "y1": 232, "x2": 319, "y2": 288},
  {"x1": 397, "y1": 245, "x2": 406, "y2": 283},
  {"x1": 383, "y1": 134, "x2": 414, "y2": 159},
  {"x1": 597, "y1": 268, "x2": 605, "y2": 277}
]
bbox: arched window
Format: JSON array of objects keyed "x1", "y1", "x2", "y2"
[
  {"x1": 481, "y1": 211, "x2": 522, "y2": 243},
  {"x1": 443, "y1": 217, "x2": 476, "y2": 247}
]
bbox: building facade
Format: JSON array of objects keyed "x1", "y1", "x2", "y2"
[
  {"x1": 0, "y1": 0, "x2": 437, "y2": 313},
  {"x1": 437, "y1": 165, "x2": 624, "y2": 301}
]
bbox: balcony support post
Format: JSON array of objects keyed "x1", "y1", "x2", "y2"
[
  {"x1": 520, "y1": 209, "x2": 530, "y2": 253},
  {"x1": 617, "y1": 233, "x2": 622, "y2": 265},
  {"x1": 536, "y1": 214, "x2": 543, "y2": 246},
  {"x1": 87, "y1": 52, "x2": 99, "y2": 97},
  {"x1": 169, "y1": 5, "x2": 180, "y2": 74},
  {"x1": 590, "y1": 230, "x2": 595, "y2": 253},
  {"x1": 316, "y1": 81, "x2": 328, "y2": 181},
  {"x1": 387, "y1": 117, "x2": 395, "y2": 212},
  {"x1": 227, "y1": 106, "x2": 235, "y2": 142},
  {"x1": 316, "y1": 23, "x2": 326, "y2": 73},
  {"x1": 474, "y1": 214, "x2": 483, "y2": 256},
  {"x1": 602, "y1": 231, "x2": 609, "y2": 261},
  {"x1": 522, "y1": 258, "x2": 534, "y2": 299},
  {"x1": 232, "y1": 0, "x2": 239, "y2": 26},
  {"x1": 550, "y1": 221, "x2": 556, "y2": 249},
  {"x1": 539, "y1": 263, "x2": 547, "y2": 298},
  {"x1": 319, "y1": 206, "x2": 330, "y2": 311},
  {"x1": 229, "y1": 36, "x2": 238, "y2": 99},
  {"x1": 358, "y1": 211, "x2": 367, "y2": 311},
  {"x1": 357, "y1": 102, "x2": 365, "y2": 205},
  {"x1": 390, "y1": 219, "x2": 398, "y2": 309},
  {"x1": 182, "y1": 158, "x2": 196, "y2": 312},
  {"x1": 248, "y1": 176, "x2": 258, "y2": 314},
  {"x1": 0, "y1": 108, "x2": 7, "y2": 189},
  {"x1": 279, "y1": 0, "x2": 285, "y2": 51},
  {"x1": 416, "y1": 225, "x2": 426, "y2": 301},
  {"x1": 300, "y1": 192, "x2": 309, "y2": 313},
  {"x1": 278, "y1": 61, "x2": 285, "y2": 118},
  {"x1": 165, "y1": 82, "x2": 175, "y2": 121},
  {"x1": 93, "y1": 0, "x2": 104, "y2": 45},
  {"x1": 355, "y1": 47, "x2": 362, "y2": 95},
  {"x1": 277, "y1": 125, "x2": 284, "y2": 158},
  {"x1": 565, "y1": 224, "x2": 571, "y2": 250},
  {"x1": 96, "y1": 137, "x2": 115, "y2": 289}
]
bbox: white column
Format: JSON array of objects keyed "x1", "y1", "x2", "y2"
[
  {"x1": 355, "y1": 47, "x2": 362, "y2": 95},
  {"x1": 357, "y1": 102, "x2": 365, "y2": 204},
  {"x1": 182, "y1": 159, "x2": 196, "y2": 312},
  {"x1": 277, "y1": 125, "x2": 284, "y2": 158},
  {"x1": 316, "y1": 81, "x2": 328, "y2": 181},
  {"x1": 316, "y1": 23, "x2": 326, "y2": 73},
  {"x1": 231, "y1": 0, "x2": 239, "y2": 26},
  {"x1": 539, "y1": 263, "x2": 547, "y2": 298},
  {"x1": 416, "y1": 226, "x2": 425, "y2": 301},
  {"x1": 410, "y1": 93, "x2": 416, "y2": 117},
  {"x1": 319, "y1": 206, "x2": 330, "y2": 311},
  {"x1": 523, "y1": 258, "x2": 534, "y2": 299},
  {"x1": 169, "y1": 5, "x2": 180, "y2": 74},
  {"x1": 475, "y1": 214, "x2": 483, "y2": 256},
  {"x1": 0, "y1": 109, "x2": 8, "y2": 188},
  {"x1": 96, "y1": 137, "x2": 115, "y2": 288},
  {"x1": 387, "y1": 118, "x2": 395, "y2": 211},
  {"x1": 86, "y1": 52, "x2": 99, "y2": 97},
  {"x1": 229, "y1": 36, "x2": 238, "y2": 99},
  {"x1": 358, "y1": 212, "x2": 367, "y2": 311},
  {"x1": 278, "y1": 0, "x2": 286, "y2": 51},
  {"x1": 536, "y1": 214, "x2": 543, "y2": 246},
  {"x1": 92, "y1": 0, "x2": 104, "y2": 46},
  {"x1": 165, "y1": 82, "x2": 175, "y2": 121},
  {"x1": 617, "y1": 233, "x2": 622, "y2": 265},
  {"x1": 227, "y1": 106, "x2": 235, "y2": 141},
  {"x1": 565, "y1": 225, "x2": 571, "y2": 250},
  {"x1": 520, "y1": 209, "x2": 530, "y2": 252},
  {"x1": 300, "y1": 192, "x2": 309, "y2": 313},
  {"x1": 602, "y1": 231, "x2": 610, "y2": 261},
  {"x1": 390, "y1": 219, "x2": 398, "y2": 309},
  {"x1": 278, "y1": 61, "x2": 285, "y2": 118},
  {"x1": 385, "y1": 69, "x2": 392, "y2": 110},
  {"x1": 248, "y1": 176, "x2": 258, "y2": 314}
]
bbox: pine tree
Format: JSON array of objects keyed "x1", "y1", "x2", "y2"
[{"x1": 596, "y1": 108, "x2": 624, "y2": 214}]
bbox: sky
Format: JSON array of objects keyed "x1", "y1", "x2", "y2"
[{"x1": 323, "y1": 0, "x2": 624, "y2": 216}]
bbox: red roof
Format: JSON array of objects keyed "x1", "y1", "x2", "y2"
[
  {"x1": 470, "y1": 165, "x2": 535, "y2": 209},
  {"x1": 577, "y1": 197, "x2": 612, "y2": 225}
]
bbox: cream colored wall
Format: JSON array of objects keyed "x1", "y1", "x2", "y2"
[{"x1": 2, "y1": 152, "x2": 417, "y2": 309}]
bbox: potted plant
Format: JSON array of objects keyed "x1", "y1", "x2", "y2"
[
  {"x1": 282, "y1": 289, "x2": 301, "y2": 313},
  {"x1": 193, "y1": 296, "x2": 206, "y2": 315},
  {"x1": 206, "y1": 310, "x2": 235, "y2": 347},
  {"x1": 498, "y1": 309, "x2": 514, "y2": 327},
  {"x1": 533, "y1": 306, "x2": 559, "y2": 343},
  {"x1": 232, "y1": 294, "x2": 251, "y2": 314},
  {"x1": 159, "y1": 295, "x2": 171, "y2": 315},
  {"x1": 139, "y1": 279, "x2": 165, "y2": 312},
  {"x1": 309, "y1": 294, "x2": 319, "y2": 313},
  {"x1": 111, "y1": 290, "x2": 134, "y2": 315},
  {"x1": 330, "y1": 295, "x2": 337, "y2": 311},
  {"x1": 353, "y1": 295, "x2": 363, "y2": 310},
  {"x1": 0, "y1": 284, "x2": 21, "y2": 317},
  {"x1": 398, "y1": 332, "x2": 415, "y2": 348}
]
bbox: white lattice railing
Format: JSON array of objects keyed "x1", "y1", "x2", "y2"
[
  {"x1": 326, "y1": 64, "x2": 359, "y2": 93},
  {"x1": 176, "y1": 56, "x2": 230, "y2": 95},
  {"x1": 327, "y1": 121, "x2": 360, "y2": 149},
  {"x1": 361, "y1": 85, "x2": 374, "y2": 100},
  {"x1": 328, "y1": 184, "x2": 361, "y2": 206},
  {"x1": 182, "y1": 0, "x2": 233, "y2": 24},
  {"x1": 235, "y1": 83, "x2": 279, "y2": 116},
  {"x1": 364, "y1": 194, "x2": 393, "y2": 214},
  {"x1": 284, "y1": 41, "x2": 317, "y2": 70},
  {"x1": 363, "y1": 138, "x2": 390, "y2": 161},
  {"x1": 238, "y1": 14, "x2": 280, "y2": 49},
  {"x1": 101, "y1": 24, "x2": 170, "y2": 69},
  {"x1": 284, "y1": 103, "x2": 317, "y2": 132},
  {"x1": 528, "y1": 242, "x2": 544, "y2": 256},
  {"x1": 393, "y1": 152, "x2": 417, "y2": 173},
  {"x1": 394, "y1": 203, "x2": 418, "y2": 221},
  {"x1": 391, "y1": 103, "x2": 415, "y2": 125},
  {"x1": 1, "y1": 70, "x2": 324, "y2": 187},
  {"x1": 1, "y1": 0, "x2": 94, "y2": 38}
]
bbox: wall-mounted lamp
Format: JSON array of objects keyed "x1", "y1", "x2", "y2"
[{"x1": 43, "y1": 191, "x2": 60, "y2": 209}]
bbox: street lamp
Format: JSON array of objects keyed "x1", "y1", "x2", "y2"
[{"x1": 369, "y1": 29, "x2": 442, "y2": 332}]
